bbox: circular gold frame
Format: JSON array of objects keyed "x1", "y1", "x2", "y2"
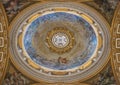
[
  {"x1": 9, "y1": 2, "x2": 111, "y2": 83},
  {"x1": 46, "y1": 28, "x2": 75, "y2": 54}
]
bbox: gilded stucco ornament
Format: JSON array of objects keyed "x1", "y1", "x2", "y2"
[
  {"x1": 46, "y1": 28, "x2": 75, "y2": 54},
  {"x1": 111, "y1": 2, "x2": 120, "y2": 85},
  {"x1": 0, "y1": 3, "x2": 8, "y2": 85},
  {"x1": 9, "y1": 2, "x2": 110, "y2": 83}
]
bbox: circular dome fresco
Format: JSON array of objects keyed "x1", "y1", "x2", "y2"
[
  {"x1": 23, "y1": 12, "x2": 97, "y2": 70},
  {"x1": 9, "y1": 2, "x2": 110, "y2": 83}
]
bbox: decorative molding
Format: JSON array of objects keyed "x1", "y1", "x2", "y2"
[
  {"x1": 0, "y1": 23, "x2": 3, "y2": 32},
  {"x1": 0, "y1": 37, "x2": 4, "y2": 47},
  {"x1": 46, "y1": 28, "x2": 75, "y2": 54},
  {"x1": 31, "y1": 0, "x2": 93, "y2": 2},
  {"x1": 31, "y1": 83, "x2": 90, "y2": 85},
  {"x1": 0, "y1": 52, "x2": 3, "y2": 62},
  {"x1": 111, "y1": 2, "x2": 120, "y2": 85},
  {"x1": 9, "y1": 2, "x2": 110, "y2": 83},
  {"x1": 0, "y1": 3, "x2": 8, "y2": 85},
  {"x1": 116, "y1": 38, "x2": 120, "y2": 48},
  {"x1": 117, "y1": 24, "x2": 120, "y2": 34}
]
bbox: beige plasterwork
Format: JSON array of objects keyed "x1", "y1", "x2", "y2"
[
  {"x1": 0, "y1": 3, "x2": 9, "y2": 85},
  {"x1": 111, "y1": 2, "x2": 120, "y2": 85}
]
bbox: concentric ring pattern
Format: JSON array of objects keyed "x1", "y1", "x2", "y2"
[
  {"x1": 23, "y1": 12, "x2": 97, "y2": 70},
  {"x1": 9, "y1": 2, "x2": 110, "y2": 83}
]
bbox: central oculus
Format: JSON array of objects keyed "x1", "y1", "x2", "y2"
[
  {"x1": 46, "y1": 28, "x2": 75, "y2": 54},
  {"x1": 23, "y1": 12, "x2": 97, "y2": 70},
  {"x1": 52, "y1": 32, "x2": 69, "y2": 48}
]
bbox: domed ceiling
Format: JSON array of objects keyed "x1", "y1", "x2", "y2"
[
  {"x1": 23, "y1": 12, "x2": 97, "y2": 70},
  {"x1": 9, "y1": 2, "x2": 110, "y2": 83},
  {"x1": 0, "y1": 0, "x2": 120, "y2": 85}
]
